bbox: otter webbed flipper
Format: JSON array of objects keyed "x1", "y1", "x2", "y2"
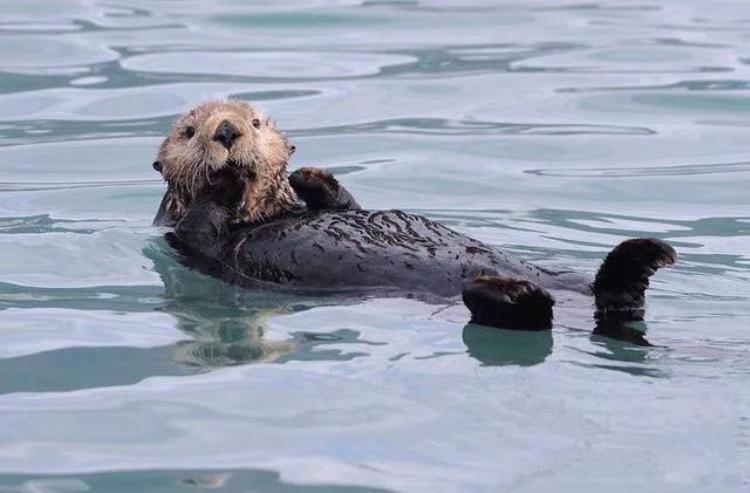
[
  {"x1": 593, "y1": 238, "x2": 676, "y2": 321},
  {"x1": 289, "y1": 167, "x2": 361, "y2": 211},
  {"x1": 462, "y1": 276, "x2": 555, "y2": 331}
]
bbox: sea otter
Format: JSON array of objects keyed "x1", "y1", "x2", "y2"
[{"x1": 153, "y1": 99, "x2": 676, "y2": 332}]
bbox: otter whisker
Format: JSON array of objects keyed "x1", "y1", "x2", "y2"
[{"x1": 202, "y1": 157, "x2": 213, "y2": 187}]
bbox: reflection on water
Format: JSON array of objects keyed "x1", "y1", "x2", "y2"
[
  {"x1": 147, "y1": 240, "x2": 377, "y2": 369},
  {"x1": 0, "y1": 0, "x2": 749, "y2": 491},
  {"x1": 593, "y1": 318, "x2": 651, "y2": 347},
  {"x1": 587, "y1": 319, "x2": 666, "y2": 377},
  {"x1": 147, "y1": 240, "x2": 299, "y2": 368},
  {"x1": 462, "y1": 324, "x2": 553, "y2": 366}
]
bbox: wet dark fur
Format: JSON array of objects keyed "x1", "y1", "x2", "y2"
[
  {"x1": 463, "y1": 277, "x2": 555, "y2": 330},
  {"x1": 288, "y1": 167, "x2": 360, "y2": 211},
  {"x1": 161, "y1": 166, "x2": 676, "y2": 332},
  {"x1": 171, "y1": 207, "x2": 590, "y2": 298}
]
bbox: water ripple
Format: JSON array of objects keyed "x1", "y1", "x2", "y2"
[
  {"x1": 527, "y1": 160, "x2": 750, "y2": 178},
  {"x1": 292, "y1": 117, "x2": 654, "y2": 137},
  {"x1": 1, "y1": 0, "x2": 749, "y2": 490},
  {"x1": 122, "y1": 50, "x2": 417, "y2": 79}
]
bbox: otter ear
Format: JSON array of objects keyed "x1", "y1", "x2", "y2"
[
  {"x1": 153, "y1": 161, "x2": 163, "y2": 173},
  {"x1": 285, "y1": 137, "x2": 296, "y2": 155}
]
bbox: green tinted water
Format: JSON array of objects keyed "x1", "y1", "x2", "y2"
[{"x1": 0, "y1": 1, "x2": 749, "y2": 492}]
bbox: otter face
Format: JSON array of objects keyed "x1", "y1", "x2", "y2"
[{"x1": 153, "y1": 99, "x2": 296, "y2": 224}]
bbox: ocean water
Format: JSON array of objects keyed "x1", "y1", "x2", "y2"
[{"x1": 0, "y1": 0, "x2": 749, "y2": 491}]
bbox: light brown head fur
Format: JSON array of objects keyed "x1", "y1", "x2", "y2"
[{"x1": 154, "y1": 99, "x2": 299, "y2": 224}]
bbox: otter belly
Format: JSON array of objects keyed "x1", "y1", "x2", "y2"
[{"x1": 227, "y1": 210, "x2": 591, "y2": 298}]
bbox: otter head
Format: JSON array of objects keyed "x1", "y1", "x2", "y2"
[{"x1": 152, "y1": 99, "x2": 298, "y2": 226}]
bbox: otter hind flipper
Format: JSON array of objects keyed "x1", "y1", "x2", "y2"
[
  {"x1": 289, "y1": 167, "x2": 361, "y2": 211},
  {"x1": 593, "y1": 238, "x2": 676, "y2": 320},
  {"x1": 462, "y1": 276, "x2": 555, "y2": 331}
]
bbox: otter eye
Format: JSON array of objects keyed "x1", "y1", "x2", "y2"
[
  {"x1": 184, "y1": 126, "x2": 195, "y2": 138},
  {"x1": 252, "y1": 119, "x2": 261, "y2": 129}
]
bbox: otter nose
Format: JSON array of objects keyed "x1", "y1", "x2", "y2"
[{"x1": 213, "y1": 120, "x2": 241, "y2": 149}]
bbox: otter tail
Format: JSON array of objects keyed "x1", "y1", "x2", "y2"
[{"x1": 593, "y1": 238, "x2": 676, "y2": 321}]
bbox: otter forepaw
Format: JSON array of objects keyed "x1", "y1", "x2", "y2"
[
  {"x1": 593, "y1": 238, "x2": 676, "y2": 318},
  {"x1": 289, "y1": 167, "x2": 360, "y2": 211},
  {"x1": 462, "y1": 276, "x2": 555, "y2": 331},
  {"x1": 201, "y1": 166, "x2": 248, "y2": 210}
]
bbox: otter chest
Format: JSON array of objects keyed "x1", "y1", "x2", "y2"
[{"x1": 229, "y1": 210, "x2": 533, "y2": 296}]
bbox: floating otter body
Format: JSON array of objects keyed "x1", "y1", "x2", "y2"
[{"x1": 154, "y1": 100, "x2": 676, "y2": 332}]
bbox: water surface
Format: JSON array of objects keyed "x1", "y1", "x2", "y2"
[{"x1": 0, "y1": 1, "x2": 749, "y2": 492}]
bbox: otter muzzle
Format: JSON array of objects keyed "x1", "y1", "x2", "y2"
[{"x1": 213, "y1": 120, "x2": 241, "y2": 150}]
